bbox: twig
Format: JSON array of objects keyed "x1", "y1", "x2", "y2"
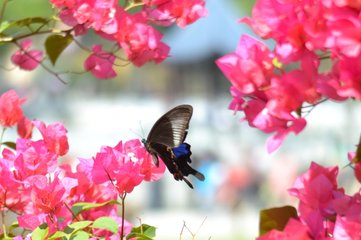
[
  {"x1": 0, "y1": 0, "x2": 9, "y2": 23},
  {"x1": 12, "y1": 40, "x2": 68, "y2": 84}
]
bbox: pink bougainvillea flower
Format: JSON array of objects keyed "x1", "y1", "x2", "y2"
[
  {"x1": 71, "y1": 0, "x2": 119, "y2": 34},
  {"x1": 0, "y1": 159, "x2": 28, "y2": 213},
  {"x1": 145, "y1": 0, "x2": 207, "y2": 28},
  {"x1": 13, "y1": 138, "x2": 58, "y2": 179},
  {"x1": 84, "y1": 44, "x2": 117, "y2": 79},
  {"x1": 123, "y1": 139, "x2": 166, "y2": 181},
  {"x1": 92, "y1": 139, "x2": 165, "y2": 195},
  {"x1": 11, "y1": 39, "x2": 43, "y2": 71},
  {"x1": 288, "y1": 162, "x2": 344, "y2": 238},
  {"x1": 92, "y1": 140, "x2": 145, "y2": 195},
  {"x1": 60, "y1": 158, "x2": 118, "y2": 210},
  {"x1": 33, "y1": 120, "x2": 69, "y2": 156},
  {"x1": 320, "y1": 56, "x2": 361, "y2": 100},
  {"x1": 49, "y1": 0, "x2": 75, "y2": 8},
  {"x1": 333, "y1": 216, "x2": 361, "y2": 239},
  {"x1": 17, "y1": 174, "x2": 72, "y2": 233},
  {"x1": 115, "y1": 9, "x2": 170, "y2": 67},
  {"x1": 17, "y1": 117, "x2": 34, "y2": 139},
  {"x1": 257, "y1": 218, "x2": 311, "y2": 240},
  {"x1": 216, "y1": 35, "x2": 274, "y2": 95},
  {"x1": 28, "y1": 175, "x2": 66, "y2": 213},
  {"x1": 17, "y1": 213, "x2": 48, "y2": 231},
  {"x1": 0, "y1": 90, "x2": 26, "y2": 128}
]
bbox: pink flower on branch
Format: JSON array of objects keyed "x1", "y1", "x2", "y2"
[
  {"x1": 12, "y1": 139, "x2": 58, "y2": 179},
  {"x1": 145, "y1": 0, "x2": 207, "y2": 28},
  {"x1": 257, "y1": 218, "x2": 311, "y2": 240},
  {"x1": 92, "y1": 139, "x2": 165, "y2": 195},
  {"x1": 115, "y1": 9, "x2": 170, "y2": 67},
  {"x1": 11, "y1": 39, "x2": 43, "y2": 71},
  {"x1": 288, "y1": 162, "x2": 344, "y2": 238},
  {"x1": 0, "y1": 90, "x2": 26, "y2": 128},
  {"x1": 17, "y1": 174, "x2": 74, "y2": 233},
  {"x1": 217, "y1": 0, "x2": 361, "y2": 151},
  {"x1": 84, "y1": 44, "x2": 117, "y2": 79},
  {"x1": 33, "y1": 120, "x2": 69, "y2": 156},
  {"x1": 17, "y1": 117, "x2": 34, "y2": 139}
]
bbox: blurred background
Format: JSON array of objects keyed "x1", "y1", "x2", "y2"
[{"x1": 1, "y1": 0, "x2": 361, "y2": 239}]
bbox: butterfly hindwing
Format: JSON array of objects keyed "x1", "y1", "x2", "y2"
[{"x1": 143, "y1": 104, "x2": 204, "y2": 188}]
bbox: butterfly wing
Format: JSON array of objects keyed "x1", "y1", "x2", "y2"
[
  {"x1": 149, "y1": 142, "x2": 204, "y2": 189},
  {"x1": 172, "y1": 143, "x2": 205, "y2": 181},
  {"x1": 144, "y1": 104, "x2": 205, "y2": 188},
  {"x1": 146, "y1": 104, "x2": 193, "y2": 148}
]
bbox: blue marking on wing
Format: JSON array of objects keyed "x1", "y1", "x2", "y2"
[{"x1": 172, "y1": 143, "x2": 191, "y2": 159}]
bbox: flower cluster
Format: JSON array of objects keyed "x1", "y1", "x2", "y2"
[
  {"x1": 259, "y1": 161, "x2": 361, "y2": 239},
  {"x1": 217, "y1": 0, "x2": 361, "y2": 152},
  {"x1": 10, "y1": 0, "x2": 207, "y2": 79},
  {"x1": 0, "y1": 90, "x2": 165, "y2": 238}
]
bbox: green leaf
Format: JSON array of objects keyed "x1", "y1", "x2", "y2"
[
  {"x1": 8, "y1": 221, "x2": 19, "y2": 234},
  {"x1": 68, "y1": 221, "x2": 92, "y2": 231},
  {"x1": 12, "y1": 17, "x2": 49, "y2": 27},
  {"x1": 352, "y1": 134, "x2": 361, "y2": 163},
  {"x1": 259, "y1": 205, "x2": 298, "y2": 236},
  {"x1": 71, "y1": 200, "x2": 118, "y2": 217},
  {"x1": 45, "y1": 33, "x2": 73, "y2": 65},
  {"x1": 91, "y1": 217, "x2": 118, "y2": 234},
  {"x1": 2, "y1": 141, "x2": 16, "y2": 150},
  {"x1": 3, "y1": 17, "x2": 49, "y2": 32},
  {"x1": 48, "y1": 231, "x2": 68, "y2": 240},
  {"x1": 126, "y1": 224, "x2": 156, "y2": 240},
  {"x1": 0, "y1": 21, "x2": 10, "y2": 33},
  {"x1": 70, "y1": 230, "x2": 90, "y2": 240},
  {"x1": 32, "y1": 223, "x2": 49, "y2": 240}
]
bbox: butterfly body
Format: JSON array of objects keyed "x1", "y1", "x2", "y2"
[{"x1": 142, "y1": 104, "x2": 205, "y2": 188}]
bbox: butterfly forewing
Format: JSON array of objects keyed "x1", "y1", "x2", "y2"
[{"x1": 146, "y1": 105, "x2": 193, "y2": 148}]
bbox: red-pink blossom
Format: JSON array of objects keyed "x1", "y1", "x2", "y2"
[
  {"x1": 84, "y1": 44, "x2": 117, "y2": 79},
  {"x1": 216, "y1": 35, "x2": 273, "y2": 95},
  {"x1": 92, "y1": 139, "x2": 165, "y2": 195},
  {"x1": 29, "y1": 175, "x2": 66, "y2": 213},
  {"x1": 333, "y1": 216, "x2": 361, "y2": 239},
  {"x1": 49, "y1": 0, "x2": 75, "y2": 8},
  {"x1": 92, "y1": 141, "x2": 143, "y2": 195},
  {"x1": 11, "y1": 39, "x2": 43, "y2": 71},
  {"x1": 115, "y1": 9, "x2": 170, "y2": 66},
  {"x1": 257, "y1": 218, "x2": 311, "y2": 240},
  {"x1": 320, "y1": 56, "x2": 361, "y2": 100},
  {"x1": 12, "y1": 139, "x2": 58, "y2": 179},
  {"x1": 145, "y1": 0, "x2": 207, "y2": 28},
  {"x1": 73, "y1": 0, "x2": 118, "y2": 34},
  {"x1": 0, "y1": 90, "x2": 26, "y2": 128},
  {"x1": 17, "y1": 117, "x2": 34, "y2": 139},
  {"x1": 123, "y1": 139, "x2": 166, "y2": 181},
  {"x1": 33, "y1": 120, "x2": 69, "y2": 156},
  {"x1": 288, "y1": 162, "x2": 344, "y2": 238},
  {"x1": 61, "y1": 158, "x2": 118, "y2": 207}
]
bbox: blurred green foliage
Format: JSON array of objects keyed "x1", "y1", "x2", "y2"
[{"x1": 3, "y1": 0, "x2": 53, "y2": 20}]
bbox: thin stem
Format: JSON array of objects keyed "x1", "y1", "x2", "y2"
[
  {"x1": 12, "y1": 40, "x2": 67, "y2": 84},
  {"x1": 125, "y1": 2, "x2": 145, "y2": 11},
  {"x1": 1, "y1": 29, "x2": 72, "y2": 43},
  {"x1": 0, "y1": 0, "x2": 9, "y2": 23},
  {"x1": 64, "y1": 202, "x2": 80, "y2": 221},
  {"x1": 1, "y1": 207, "x2": 7, "y2": 238},
  {"x1": 0, "y1": 127, "x2": 6, "y2": 152},
  {"x1": 120, "y1": 193, "x2": 127, "y2": 239}
]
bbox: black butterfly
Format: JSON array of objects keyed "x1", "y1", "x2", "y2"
[{"x1": 142, "y1": 104, "x2": 205, "y2": 188}]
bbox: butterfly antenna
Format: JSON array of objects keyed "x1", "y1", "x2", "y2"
[
  {"x1": 129, "y1": 128, "x2": 142, "y2": 139},
  {"x1": 139, "y1": 121, "x2": 145, "y2": 138}
]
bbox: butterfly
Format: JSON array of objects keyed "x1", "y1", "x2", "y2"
[{"x1": 142, "y1": 104, "x2": 205, "y2": 188}]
